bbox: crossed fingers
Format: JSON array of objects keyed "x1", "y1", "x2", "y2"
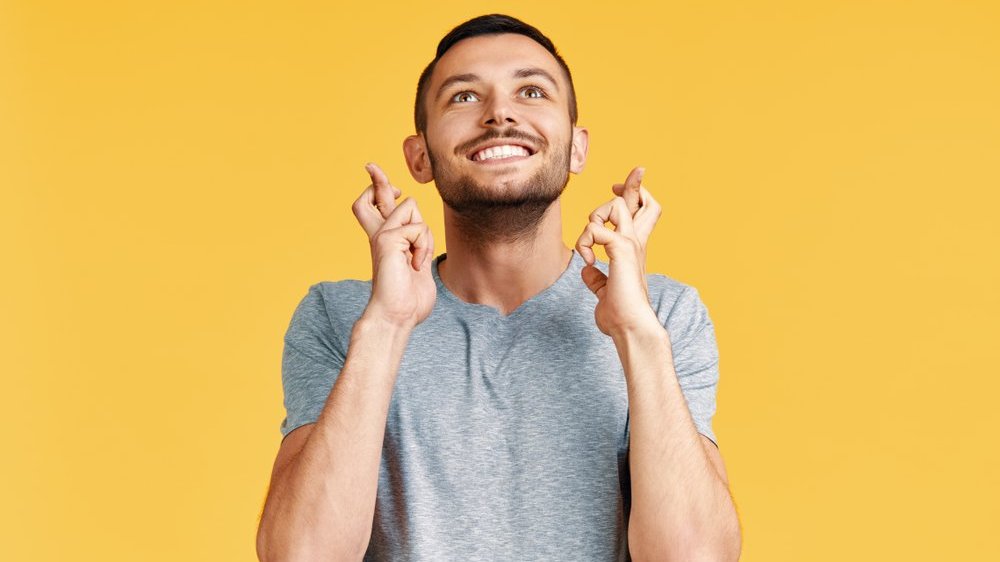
[
  {"x1": 576, "y1": 166, "x2": 662, "y2": 266},
  {"x1": 352, "y1": 163, "x2": 402, "y2": 237},
  {"x1": 352, "y1": 162, "x2": 434, "y2": 270}
]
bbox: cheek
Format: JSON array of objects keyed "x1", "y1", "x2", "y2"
[
  {"x1": 424, "y1": 127, "x2": 453, "y2": 158},
  {"x1": 428, "y1": 118, "x2": 473, "y2": 153},
  {"x1": 523, "y1": 109, "x2": 569, "y2": 141}
]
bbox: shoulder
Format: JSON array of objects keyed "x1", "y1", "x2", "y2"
[
  {"x1": 286, "y1": 279, "x2": 372, "y2": 345},
  {"x1": 587, "y1": 257, "x2": 706, "y2": 319},
  {"x1": 644, "y1": 272, "x2": 716, "y2": 344},
  {"x1": 308, "y1": 279, "x2": 372, "y2": 312},
  {"x1": 645, "y1": 272, "x2": 692, "y2": 316},
  {"x1": 292, "y1": 279, "x2": 371, "y2": 318},
  {"x1": 587, "y1": 257, "x2": 711, "y2": 332}
]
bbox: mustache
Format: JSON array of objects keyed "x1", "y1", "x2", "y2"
[{"x1": 454, "y1": 128, "x2": 547, "y2": 157}]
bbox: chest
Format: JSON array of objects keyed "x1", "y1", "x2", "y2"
[{"x1": 386, "y1": 311, "x2": 630, "y2": 466}]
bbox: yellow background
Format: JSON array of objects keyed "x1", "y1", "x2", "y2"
[{"x1": 2, "y1": 0, "x2": 997, "y2": 560}]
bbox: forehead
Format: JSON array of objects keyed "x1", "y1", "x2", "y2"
[{"x1": 430, "y1": 33, "x2": 566, "y2": 89}]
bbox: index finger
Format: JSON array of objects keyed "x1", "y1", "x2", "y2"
[{"x1": 365, "y1": 162, "x2": 401, "y2": 219}]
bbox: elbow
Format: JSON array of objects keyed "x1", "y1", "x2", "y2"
[
  {"x1": 629, "y1": 518, "x2": 742, "y2": 562},
  {"x1": 631, "y1": 542, "x2": 740, "y2": 562},
  {"x1": 683, "y1": 528, "x2": 742, "y2": 562},
  {"x1": 256, "y1": 513, "x2": 370, "y2": 562},
  {"x1": 255, "y1": 519, "x2": 271, "y2": 562},
  {"x1": 256, "y1": 515, "x2": 282, "y2": 562}
]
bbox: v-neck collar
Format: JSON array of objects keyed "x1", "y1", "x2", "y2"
[{"x1": 431, "y1": 250, "x2": 583, "y2": 320}]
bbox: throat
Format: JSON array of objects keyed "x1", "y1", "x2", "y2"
[{"x1": 437, "y1": 240, "x2": 574, "y2": 317}]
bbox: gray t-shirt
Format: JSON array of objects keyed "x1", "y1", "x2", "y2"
[{"x1": 279, "y1": 250, "x2": 721, "y2": 561}]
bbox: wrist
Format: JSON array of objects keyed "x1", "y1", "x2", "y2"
[
  {"x1": 360, "y1": 304, "x2": 419, "y2": 332},
  {"x1": 608, "y1": 310, "x2": 667, "y2": 345},
  {"x1": 611, "y1": 319, "x2": 675, "y2": 388},
  {"x1": 342, "y1": 310, "x2": 414, "y2": 392},
  {"x1": 356, "y1": 309, "x2": 416, "y2": 340}
]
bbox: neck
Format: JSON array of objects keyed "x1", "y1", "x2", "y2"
[{"x1": 438, "y1": 199, "x2": 573, "y2": 316}]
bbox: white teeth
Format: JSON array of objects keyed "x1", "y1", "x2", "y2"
[{"x1": 473, "y1": 144, "x2": 530, "y2": 161}]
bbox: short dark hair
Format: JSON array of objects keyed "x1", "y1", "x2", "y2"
[{"x1": 413, "y1": 14, "x2": 578, "y2": 133}]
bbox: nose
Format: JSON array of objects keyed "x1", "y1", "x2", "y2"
[{"x1": 482, "y1": 93, "x2": 517, "y2": 127}]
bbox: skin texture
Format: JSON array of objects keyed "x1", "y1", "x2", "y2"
[{"x1": 256, "y1": 32, "x2": 741, "y2": 562}]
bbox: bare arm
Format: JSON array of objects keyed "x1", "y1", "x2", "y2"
[
  {"x1": 257, "y1": 163, "x2": 435, "y2": 561},
  {"x1": 256, "y1": 315, "x2": 412, "y2": 561},
  {"x1": 576, "y1": 167, "x2": 741, "y2": 561},
  {"x1": 614, "y1": 324, "x2": 741, "y2": 561}
]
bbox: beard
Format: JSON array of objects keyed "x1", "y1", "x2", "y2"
[{"x1": 427, "y1": 127, "x2": 572, "y2": 248}]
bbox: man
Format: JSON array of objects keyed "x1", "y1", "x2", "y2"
[{"x1": 257, "y1": 14, "x2": 741, "y2": 562}]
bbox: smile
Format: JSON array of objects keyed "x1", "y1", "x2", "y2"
[{"x1": 469, "y1": 143, "x2": 535, "y2": 163}]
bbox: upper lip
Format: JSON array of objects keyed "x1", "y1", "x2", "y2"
[{"x1": 467, "y1": 139, "x2": 537, "y2": 160}]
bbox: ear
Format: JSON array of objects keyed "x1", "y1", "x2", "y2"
[
  {"x1": 403, "y1": 134, "x2": 434, "y2": 184},
  {"x1": 569, "y1": 126, "x2": 589, "y2": 174}
]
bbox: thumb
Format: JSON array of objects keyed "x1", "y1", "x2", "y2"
[{"x1": 581, "y1": 264, "x2": 608, "y2": 296}]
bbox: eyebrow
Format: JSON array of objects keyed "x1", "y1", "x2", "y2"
[
  {"x1": 435, "y1": 73, "x2": 480, "y2": 101},
  {"x1": 513, "y1": 67, "x2": 560, "y2": 92},
  {"x1": 435, "y1": 67, "x2": 561, "y2": 101}
]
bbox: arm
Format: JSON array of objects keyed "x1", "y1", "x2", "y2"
[
  {"x1": 257, "y1": 163, "x2": 435, "y2": 561},
  {"x1": 613, "y1": 322, "x2": 741, "y2": 562},
  {"x1": 576, "y1": 167, "x2": 741, "y2": 561},
  {"x1": 256, "y1": 316, "x2": 413, "y2": 561}
]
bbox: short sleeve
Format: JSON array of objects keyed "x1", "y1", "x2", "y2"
[
  {"x1": 279, "y1": 283, "x2": 348, "y2": 439},
  {"x1": 659, "y1": 284, "x2": 721, "y2": 447}
]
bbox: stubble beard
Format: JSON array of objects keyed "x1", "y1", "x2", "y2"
[{"x1": 427, "y1": 134, "x2": 572, "y2": 249}]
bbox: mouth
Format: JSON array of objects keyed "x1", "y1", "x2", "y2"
[{"x1": 467, "y1": 141, "x2": 537, "y2": 164}]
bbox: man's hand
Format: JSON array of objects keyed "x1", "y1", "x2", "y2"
[
  {"x1": 575, "y1": 166, "x2": 664, "y2": 338},
  {"x1": 352, "y1": 162, "x2": 436, "y2": 329}
]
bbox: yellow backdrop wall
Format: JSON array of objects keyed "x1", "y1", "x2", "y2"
[{"x1": 2, "y1": 0, "x2": 997, "y2": 560}]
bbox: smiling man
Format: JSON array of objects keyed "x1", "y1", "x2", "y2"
[{"x1": 257, "y1": 14, "x2": 741, "y2": 562}]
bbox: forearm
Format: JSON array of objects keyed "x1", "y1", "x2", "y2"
[
  {"x1": 613, "y1": 323, "x2": 740, "y2": 562},
  {"x1": 258, "y1": 314, "x2": 410, "y2": 561}
]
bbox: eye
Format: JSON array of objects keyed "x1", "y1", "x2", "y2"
[
  {"x1": 451, "y1": 91, "x2": 479, "y2": 103},
  {"x1": 520, "y1": 86, "x2": 547, "y2": 99}
]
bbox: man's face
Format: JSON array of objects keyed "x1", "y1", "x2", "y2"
[{"x1": 407, "y1": 33, "x2": 587, "y2": 218}]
